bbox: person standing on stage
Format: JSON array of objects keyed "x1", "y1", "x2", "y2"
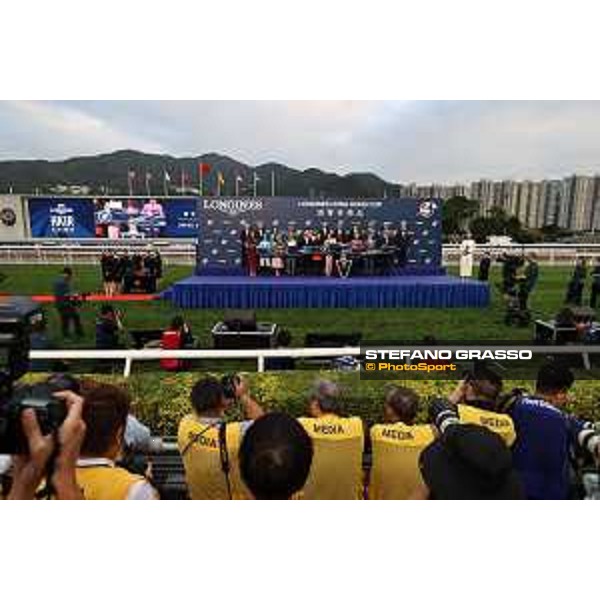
[
  {"x1": 245, "y1": 232, "x2": 259, "y2": 277},
  {"x1": 285, "y1": 227, "x2": 298, "y2": 276},
  {"x1": 53, "y1": 267, "x2": 84, "y2": 339},
  {"x1": 394, "y1": 221, "x2": 412, "y2": 268},
  {"x1": 459, "y1": 233, "x2": 475, "y2": 278},
  {"x1": 272, "y1": 234, "x2": 286, "y2": 277},
  {"x1": 323, "y1": 230, "x2": 338, "y2": 277}
]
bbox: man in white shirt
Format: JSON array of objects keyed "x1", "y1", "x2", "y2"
[{"x1": 459, "y1": 233, "x2": 476, "y2": 278}]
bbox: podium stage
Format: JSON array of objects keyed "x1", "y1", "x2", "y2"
[{"x1": 162, "y1": 275, "x2": 490, "y2": 310}]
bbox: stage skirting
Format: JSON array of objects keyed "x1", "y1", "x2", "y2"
[{"x1": 163, "y1": 276, "x2": 490, "y2": 309}]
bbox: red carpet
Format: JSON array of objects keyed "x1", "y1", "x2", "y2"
[{"x1": 29, "y1": 293, "x2": 158, "y2": 303}]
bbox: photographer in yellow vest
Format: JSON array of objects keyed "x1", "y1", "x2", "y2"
[
  {"x1": 449, "y1": 364, "x2": 516, "y2": 447},
  {"x1": 298, "y1": 380, "x2": 364, "y2": 499},
  {"x1": 178, "y1": 375, "x2": 264, "y2": 500},
  {"x1": 76, "y1": 383, "x2": 158, "y2": 500},
  {"x1": 369, "y1": 386, "x2": 436, "y2": 499}
]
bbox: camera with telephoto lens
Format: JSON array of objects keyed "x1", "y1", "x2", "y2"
[
  {"x1": 428, "y1": 397, "x2": 460, "y2": 433},
  {"x1": 0, "y1": 297, "x2": 69, "y2": 455},
  {"x1": 221, "y1": 373, "x2": 241, "y2": 400},
  {"x1": 0, "y1": 384, "x2": 68, "y2": 454}
]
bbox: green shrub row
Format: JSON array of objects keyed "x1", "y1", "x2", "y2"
[{"x1": 23, "y1": 371, "x2": 600, "y2": 437}]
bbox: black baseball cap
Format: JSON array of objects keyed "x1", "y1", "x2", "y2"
[{"x1": 419, "y1": 424, "x2": 524, "y2": 500}]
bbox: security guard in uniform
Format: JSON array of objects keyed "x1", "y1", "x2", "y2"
[
  {"x1": 298, "y1": 380, "x2": 364, "y2": 500},
  {"x1": 178, "y1": 375, "x2": 264, "y2": 500},
  {"x1": 369, "y1": 386, "x2": 436, "y2": 500},
  {"x1": 449, "y1": 365, "x2": 516, "y2": 447}
]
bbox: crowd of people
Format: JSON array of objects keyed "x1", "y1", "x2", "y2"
[
  {"x1": 49, "y1": 254, "x2": 163, "y2": 342},
  {"x1": 241, "y1": 223, "x2": 413, "y2": 277},
  {"x1": 2, "y1": 361, "x2": 599, "y2": 500},
  {"x1": 100, "y1": 248, "x2": 163, "y2": 295}
]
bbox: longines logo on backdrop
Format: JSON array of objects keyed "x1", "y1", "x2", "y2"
[
  {"x1": 203, "y1": 198, "x2": 264, "y2": 216},
  {"x1": 418, "y1": 200, "x2": 437, "y2": 219}
]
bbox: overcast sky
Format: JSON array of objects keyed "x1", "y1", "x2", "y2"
[{"x1": 1, "y1": 100, "x2": 600, "y2": 184}]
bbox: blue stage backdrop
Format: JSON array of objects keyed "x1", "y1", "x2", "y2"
[
  {"x1": 28, "y1": 197, "x2": 96, "y2": 238},
  {"x1": 195, "y1": 196, "x2": 442, "y2": 276}
]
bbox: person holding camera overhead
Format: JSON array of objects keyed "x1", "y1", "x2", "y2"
[
  {"x1": 447, "y1": 364, "x2": 516, "y2": 447},
  {"x1": 5, "y1": 389, "x2": 87, "y2": 500},
  {"x1": 177, "y1": 375, "x2": 264, "y2": 499}
]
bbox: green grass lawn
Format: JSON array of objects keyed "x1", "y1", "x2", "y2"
[{"x1": 0, "y1": 263, "x2": 577, "y2": 348}]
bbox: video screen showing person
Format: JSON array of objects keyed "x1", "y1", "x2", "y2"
[{"x1": 94, "y1": 198, "x2": 167, "y2": 239}]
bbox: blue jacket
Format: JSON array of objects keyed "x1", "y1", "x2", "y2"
[{"x1": 506, "y1": 396, "x2": 584, "y2": 499}]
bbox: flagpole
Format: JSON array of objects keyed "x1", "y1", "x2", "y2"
[
  {"x1": 146, "y1": 174, "x2": 151, "y2": 196},
  {"x1": 235, "y1": 177, "x2": 239, "y2": 197},
  {"x1": 180, "y1": 169, "x2": 184, "y2": 195},
  {"x1": 271, "y1": 170, "x2": 275, "y2": 197},
  {"x1": 128, "y1": 171, "x2": 133, "y2": 196},
  {"x1": 199, "y1": 165, "x2": 203, "y2": 196},
  {"x1": 253, "y1": 173, "x2": 257, "y2": 197},
  {"x1": 163, "y1": 172, "x2": 168, "y2": 196}
]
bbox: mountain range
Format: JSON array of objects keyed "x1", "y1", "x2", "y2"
[{"x1": 0, "y1": 149, "x2": 402, "y2": 197}]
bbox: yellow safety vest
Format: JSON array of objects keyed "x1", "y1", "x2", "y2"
[
  {"x1": 76, "y1": 465, "x2": 146, "y2": 500},
  {"x1": 298, "y1": 415, "x2": 364, "y2": 500},
  {"x1": 369, "y1": 423, "x2": 436, "y2": 500},
  {"x1": 458, "y1": 404, "x2": 516, "y2": 447},
  {"x1": 178, "y1": 415, "x2": 251, "y2": 500}
]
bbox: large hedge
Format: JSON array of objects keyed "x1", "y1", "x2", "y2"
[{"x1": 23, "y1": 371, "x2": 600, "y2": 437}]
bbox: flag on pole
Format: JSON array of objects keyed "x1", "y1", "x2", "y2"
[
  {"x1": 217, "y1": 171, "x2": 225, "y2": 196},
  {"x1": 127, "y1": 169, "x2": 136, "y2": 196},
  {"x1": 163, "y1": 170, "x2": 171, "y2": 196},
  {"x1": 198, "y1": 162, "x2": 211, "y2": 196},
  {"x1": 180, "y1": 169, "x2": 189, "y2": 194},
  {"x1": 235, "y1": 174, "x2": 243, "y2": 196}
]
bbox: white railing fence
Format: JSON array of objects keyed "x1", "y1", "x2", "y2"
[
  {"x1": 30, "y1": 346, "x2": 363, "y2": 377},
  {"x1": 29, "y1": 345, "x2": 600, "y2": 377},
  {"x1": 3, "y1": 242, "x2": 600, "y2": 266}
]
